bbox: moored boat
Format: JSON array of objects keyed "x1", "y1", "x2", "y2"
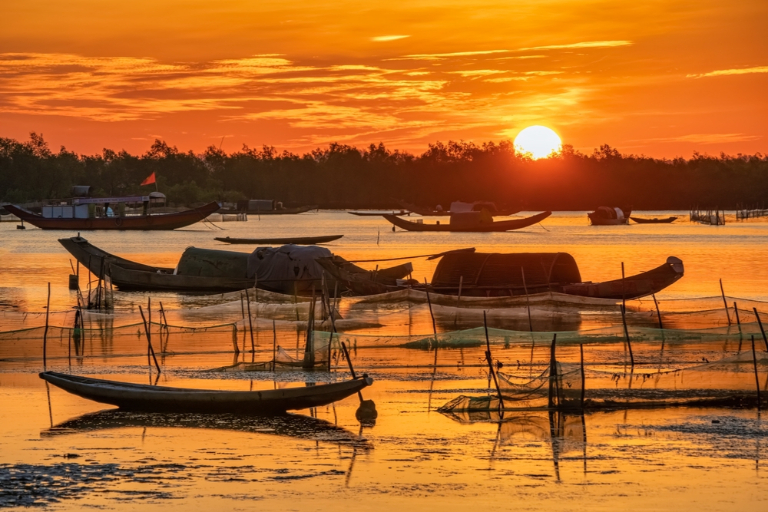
[
  {"x1": 587, "y1": 206, "x2": 631, "y2": 225},
  {"x1": 215, "y1": 235, "x2": 343, "y2": 245},
  {"x1": 40, "y1": 372, "x2": 372, "y2": 413},
  {"x1": 630, "y1": 216, "x2": 678, "y2": 224},
  {"x1": 5, "y1": 201, "x2": 219, "y2": 230},
  {"x1": 384, "y1": 211, "x2": 551, "y2": 232}
]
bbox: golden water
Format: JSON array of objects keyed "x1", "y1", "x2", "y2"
[{"x1": 1, "y1": 211, "x2": 767, "y2": 509}]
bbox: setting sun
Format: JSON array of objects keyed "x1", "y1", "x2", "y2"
[{"x1": 514, "y1": 125, "x2": 562, "y2": 159}]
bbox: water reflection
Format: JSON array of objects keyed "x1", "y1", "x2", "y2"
[
  {"x1": 41, "y1": 409, "x2": 372, "y2": 449},
  {"x1": 442, "y1": 409, "x2": 587, "y2": 480}
]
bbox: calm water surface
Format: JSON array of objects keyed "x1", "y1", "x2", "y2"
[{"x1": 1, "y1": 211, "x2": 767, "y2": 510}]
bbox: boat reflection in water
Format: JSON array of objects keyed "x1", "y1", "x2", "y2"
[
  {"x1": 442, "y1": 409, "x2": 587, "y2": 480},
  {"x1": 41, "y1": 409, "x2": 372, "y2": 450}
]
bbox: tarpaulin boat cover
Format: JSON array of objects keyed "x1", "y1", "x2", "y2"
[{"x1": 247, "y1": 245, "x2": 333, "y2": 284}]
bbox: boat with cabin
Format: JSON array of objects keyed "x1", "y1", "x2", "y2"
[{"x1": 383, "y1": 210, "x2": 551, "y2": 232}]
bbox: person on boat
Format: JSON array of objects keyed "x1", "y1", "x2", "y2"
[{"x1": 106, "y1": 206, "x2": 115, "y2": 217}]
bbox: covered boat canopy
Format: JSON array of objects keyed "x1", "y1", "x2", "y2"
[
  {"x1": 247, "y1": 245, "x2": 334, "y2": 292},
  {"x1": 432, "y1": 252, "x2": 582, "y2": 293},
  {"x1": 176, "y1": 247, "x2": 250, "y2": 278}
]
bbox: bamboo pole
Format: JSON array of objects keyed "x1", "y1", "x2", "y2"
[
  {"x1": 752, "y1": 335, "x2": 762, "y2": 410},
  {"x1": 734, "y1": 302, "x2": 743, "y2": 338},
  {"x1": 521, "y1": 267, "x2": 533, "y2": 332},
  {"x1": 42, "y1": 282, "x2": 51, "y2": 368},
  {"x1": 580, "y1": 343, "x2": 586, "y2": 409},
  {"x1": 720, "y1": 279, "x2": 732, "y2": 325},
  {"x1": 340, "y1": 341, "x2": 363, "y2": 402},
  {"x1": 754, "y1": 308, "x2": 768, "y2": 352},
  {"x1": 621, "y1": 263, "x2": 634, "y2": 365},
  {"x1": 453, "y1": 276, "x2": 463, "y2": 327},
  {"x1": 652, "y1": 293, "x2": 663, "y2": 330},
  {"x1": 272, "y1": 319, "x2": 277, "y2": 371},
  {"x1": 138, "y1": 305, "x2": 161, "y2": 373},
  {"x1": 424, "y1": 278, "x2": 437, "y2": 340},
  {"x1": 245, "y1": 288, "x2": 255, "y2": 352},
  {"x1": 483, "y1": 311, "x2": 504, "y2": 411},
  {"x1": 548, "y1": 334, "x2": 557, "y2": 409}
]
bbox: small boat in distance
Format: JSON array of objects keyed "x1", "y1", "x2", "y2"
[
  {"x1": 588, "y1": 206, "x2": 631, "y2": 225},
  {"x1": 630, "y1": 216, "x2": 678, "y2": 224},
  {"x1": 40, "y1": 372, "x2": 372, "y2": 413},
  {"x1": 398, "y1": 200, "x2": 520, "y2": 217},
  {"x1": 4, "y1": 200, "x2": 219, "y2": 230},
  {"x1": 384, "y1": 211, "x2": 551, "y2": 232},
  {"x1": 221, "y1": 199, "x2": 317, "y2": 215},
  {"x1": 349, "y1": 210, "x2": 409, "y2": 216},
  {"x1": 215, "y1": 235, "x2": 343, "y2": 245}
]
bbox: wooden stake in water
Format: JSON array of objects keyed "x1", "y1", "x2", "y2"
[
  {"x1": 424, "y1": 278, "x2": 437, "y2": 339},
  {"x1": 620, "y1": 263, "x2": 634, "y2": 365},
  {"x1": 245, "y1": 288, "x2": 255, "y2": 352},
  {"x1": 580, "y1": 344, "x2": 586, "y2": 408},
  {"x1": 754, "y1": 308, "x2": 768, "y2": 352},
  {"x1": 138, "y1": 304, "x2": 161, "y2": 373},
  {"x1": 720, "y1": 279, "x2": 732, "y2": 325},
  {"x1": 340, "y1": 341, "x2": 363, "y2": 402},
  {"x1": 734, "y1": 302, "x2": 743, "y2": 338},
  {"x1": 483, "y1": 311, "x2": 504, "y2": 411},
  {"x1": 652, "y1": 293, "x2": 663, "y2": 330},
  {"x1": 453, "y1": 276, "x2": 463, "y2": 327},
  {"x1": 272, "y1": 319, "x2": 277, "y2": 371},
  {"x1": 521, "y1": 267, "x2": 533, "y2": 332},
  {"x1": 548, "y1": 334, "x2": 558, "y2": 409},
  {"x1": 751, "y1": 335, "x2": 762, "y2": 410},
  {"x1": 42, "y1": 282, "x2": 51, "y2": 368}
]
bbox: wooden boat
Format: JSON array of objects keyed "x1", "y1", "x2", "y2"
[
  {"x1": 630, "y1": 216, "x2": 678, "y2": 224},
  {"x1": 384, "y1": 211, "x2": 551, "y2": 232},
  {"x1": 220, "y1": 200, "x2": 317, "y2": 215},
  {"x1": 349, "y1": 211, "x2": 409, "y2": 217},
  {"x1": 587, "y1": 206, "x2": 631, "y2": 226},
  {"x1": 317, "y1": 256, "x2": 415, "y2": 296},
  {"x1": 4, "y1": 202, "x2": 219, "y2": 230},
  {"x1": 40, "y1": 371, "x2": 373, "y2": 413},
  {"x1": 215, "y1": 235, "x2": 343, "y2": 245},
  {"x1": 429, "y1": 252, "x2": 684, "y2": 299}
]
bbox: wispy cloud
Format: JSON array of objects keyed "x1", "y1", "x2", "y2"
[
  {"x1": 389, "y1": 50, "x2": 509, "y2": 61},
  {"x1": 371, "y1": 35, "x2": 410, "y2": 42},
  {"x1": 641, "y1": 133, "x2": 761, "y2": 144},
  {"x1": 447, "y1": 69, "x2": 508, "y2": 78},
  {"x1": 687, "y1": 66, "x2": 768, "y2": 78},
  {"x1": 519, "y1": 40, "x2": 632, "y2": 51}
]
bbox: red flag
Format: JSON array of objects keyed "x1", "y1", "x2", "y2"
[{"x1": 140, "y1": 172, "x2": 156, "y2": 186}]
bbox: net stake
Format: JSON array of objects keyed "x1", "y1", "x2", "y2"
[
  {"x1": 548, "y1": 333, "x2": 558, "y2": 409},
  {"x1": 734, "y1": 302, "x2": 743, "y2": 339},
  {"x1": 580, "y1": 343, "x2": 586, "y2": 409},
  {"x1": 483, "y1": 311, "x2": 504, "y2": 411},
  {"x1": 272, "y1": 319, "x2": 277, "y2": 371},
  {"x1": 453, "y1": 276, "x2": 463, "y2": 327},
  {"x1": 752, "y1": 335, "x2": 762, "y2": 410},
  {"x1": 753, "y1": 308, "x2": 768, "y2": 352},
  {"x1": 424, "y1": 278, "x2": 437, "y2": 340},
  {"x1": 621, "y1": 263, "x2": 634, "y2": 365},
  {"x1": 521, "y1": 267, "x2": 533, "y2": 332},
  {"x1": 245, "y1": 288, "x2": 255, "y2": 352},
  {"x1": 652, "y1": 293, "x2": 663, "y2": 330},
  {"x1": 42, "y1": 282, "x2": 50, "y2": 369},
  {"x1": 720, "y1": 279, "x2": 732, "y2": 325},
  {"x1": 138, "y1": 304, "x2": 161, "y2": 374},
  {"x1": 340, "y1": 341, "x2": 364, "y2": 402}
]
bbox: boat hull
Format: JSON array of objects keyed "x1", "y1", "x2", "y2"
[
  {"x1": 215, "y1": 235, "x2": 343, "y2": 245},
  {"x1": 108, "y1": 264, "x2": 255, "y2": 292},
  {"x1": 220, "y1": 205, "x2": 318, "y2": 215},
  {"x1": 5, "y1": 202, "x2": 220, "y2": 230},
  {"x1": 40, "y1": 372, "x2": 372, "y2": 413},
  {"x1": 561, "y1": 256, "x2": 684, "y2": 299},
  {"x1": 630, "y1": 216, "x2": 678, "y2": 224},
  {"x1": 384, "y1": 211, "x2": 552, "y2": 232}
]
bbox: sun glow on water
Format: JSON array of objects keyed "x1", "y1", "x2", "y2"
[{"x1": 514, "y1": 125, "x2": 562, "y2": 159}]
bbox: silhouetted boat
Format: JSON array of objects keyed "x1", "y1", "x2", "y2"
[
  {"x1": 348, "y1": 210, "x2": 409, "y2": 216},
  {"x1": 384, "y1": 211, "x2": 551, "y2": 232},
  {"x1": 221, "y1": 200, "x2": 317, "y2": 215},
  {"x1": 317, "y1": 255, "x2": 416, "y2": 296},
  {"x1": 587, "y1": 207, "x2": 630, "y2": 225},
  {"x1": 398, "y1": 200, "x2": 520, "y2": 217},
  {"x1": 4, "y1": 201, "x2": 219, "y2": 230},
  {"x1": 40, "y1": 371, "x2": 373, "y2": 413},
  {"x1": 630, "y1": 216, "x2": 677, "y2": 224},
  {"x1": 215, "y1": 235, "x2": 343, "y2": 245}
]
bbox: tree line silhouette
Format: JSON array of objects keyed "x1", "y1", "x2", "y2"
[{"x1": 1, "y1": 133, "x2": 766, "y2": 210}]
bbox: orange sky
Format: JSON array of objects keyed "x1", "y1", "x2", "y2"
[{"x1": 1, "y1": 0, "x2": 766, "y2": 157}]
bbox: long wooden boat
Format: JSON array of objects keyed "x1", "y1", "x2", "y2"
[
  {"x1": 560, "y1": 256, "x2": 684, "y2": 299},
  {"x1": 5, "y1": 202, "x2": 219, "y2": 230},
  {"x1": 215, "y1": 235, "x2": 343, "y2": 245},
  {"x1": 40, "y1": 372, "x2": 372, "y2": 413},
  {"x1": 630, "y1": 216, "x2": 678, "y2": 224},
  {"x1": 107, "y1": 264, "x2": 255, "y2": 291},
  {"x1": 384, "y1": 211, "x2": 551, "y2": 232},
  {"x1": 349, "y1": 211, "x2": 409, "y2": 216}
]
